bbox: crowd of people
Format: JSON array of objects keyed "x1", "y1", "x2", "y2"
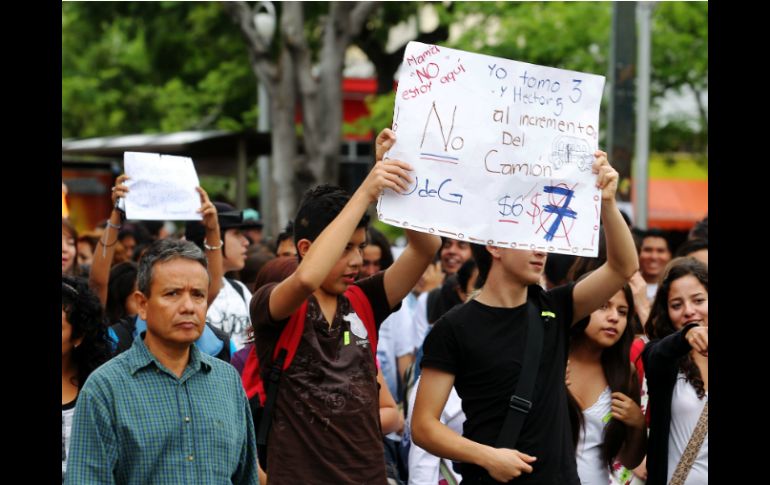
[{"x1": 62, "y1": 128, "x2": 708, "y2": 484}]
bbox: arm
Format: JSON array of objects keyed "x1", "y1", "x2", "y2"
[
  {"x1": 412, "y1": 368, "x2": 536, "y2": 483},
  {"x1": 196, "y1": 187, "x2": 224, "y2": 306},
  {"x1": 572, "y1": 151, "x2": 639, "y2": 323},
  {"x1": 383, "y1": 229, "x2": 442, "y2": 309},
  {"x1": 268, "y1": 131, "x2": 415, "y2": 321},
  {"x1": 64, "y1": 383, "x2": 118, "y2": 485},
  {"x1": 642, "y1": 323, "x2": 702, "y2": 372},
  {"x1": 378, "y1": 368, "x2": 403, "y2": 435},
  {"x1": 629, "y1": 271, "x2": 651, "y2": 327},
  {"x1": 611, "y1": 390, "x2": 648, "y2": 469},
  {"x1": 89, "y1": 175, "x2": 128, "y2": 306}
]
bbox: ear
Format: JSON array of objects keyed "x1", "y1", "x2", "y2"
[
  {"x1": 486, "y1": 244, "x2": 502, "y2": 260},
  {"x1": 134, "y1": 291, "x2": 149, "y2": 321},
  {"x1": 296, "y1": 238, "x2": 312, "y2": 259}
]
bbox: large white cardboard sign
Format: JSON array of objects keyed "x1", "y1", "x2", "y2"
[
  {"x1": 378, "y1": 42, "x2": 606, "y2": 256},
  {"x1": 123, "y1": 152, "x2": 202, "y2": 221}
]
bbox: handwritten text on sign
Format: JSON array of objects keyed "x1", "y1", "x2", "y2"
[{"x1": 377, "y1": 42, "x2": 606, "y2": 256}]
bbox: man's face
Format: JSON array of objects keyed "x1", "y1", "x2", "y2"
[
  {"x1": 137, "y1": 258, "x2": 209, "y2": 350},
  {"x1": 319, "y1": 227, "x2": 367, "y2": 296},
  {"x1": 223, "y1": 228, "x2": 249, "y2": 272},
  {"x1": 639, "y1": 236, "x2": 672, "y2": 281},
  {"x1": 276, "y1": 238, "x2": 297, "y2": 258},
  {"x1": 440, "y1": 239, "x2": 472, "y2": 275},
  {"x1": 497, "y1": 248, "x2": 547, "y2": 286}
]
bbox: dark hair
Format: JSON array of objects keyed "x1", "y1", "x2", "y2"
[
  {"x1": 293, "y1": 185, "x2": 370, "y2": 257},
  {"x1": 136, "y1": 239, "x2": 208, "y2": 296},
  {"x1": 366, "y1": 227, "x2": 394, "y2": 271},
  {"x1": 106, "y1": 261, "x2": 138, "y2": 324},
  {"x1": 62, "y1": 275, "x2": 112, "y2": 388},
  {"x1": 469, "y1": 243, "x2": 491, "y2": 288},
  {"x1": 62, "y1": 219, "x2": 79, "y2": 276},
  {"x1": 247, "y1": 256, "x2": 299, "y2": 343},
  {"x1": 241, "y1": 245, "x2": 277, "y2": 292},
  {"x1": 545, "y1": 253, "x2": 578, "y2": 288},
  {"x1": 639, "y1": 228, "x2": 671, "y2": 254},
  {"x1": 568, "y1": 278, "x2": 640, "y2": 470},
  {"x1": 276, "y1": 221, "x2": 295, "y2": 251},
  {"x1": 456, "y1": 259, "x2": 478, "y2": 294},
  {"x1": 645, "y1": 257, "x2": 708, "y2": 398},
  {"x1": 688, "y1": 215, "x2": 708, "y2": 240},
  {"x1": 675, "y1": 238, "x2": 708, "y2": 258}
]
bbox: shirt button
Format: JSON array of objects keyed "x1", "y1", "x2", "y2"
[
  {"x1": 187, "y1": 455, "x2": 194, "y2": 461},
  {"x1": 184, "y1": 416, "x2": 191, "y2": 423}
]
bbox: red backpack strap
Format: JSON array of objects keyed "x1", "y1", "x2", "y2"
[
  {"x1": 345, "y1": 285, "x2": 377, "y2": 357},
  {"x1": 241, "y1": 346, "x2": 264, "y2": 401}
]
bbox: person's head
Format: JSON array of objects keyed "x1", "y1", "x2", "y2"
[
  {"x1": 359, "y1": 227, "x2": 394, "y2": 279},
  {"x1": 439, "y1": 237, "x2": 473, "y2": 276},
  {"x1": 294, "y1": 185, "x2": 370, "y2": 295},
  {"x1": 471, "y1": 243, "x2": 546, "y2": 289},
  {"x1": 185, "y1": 202, "x2": 251, "y2": 272},
  {"x1": 242, "y1": 208, "x2": 264, "y2": 245},
  {"x1": 275, "y1": 220, "x2": 296, "y2": 258},
  {"x1": 135, "y1": 239, "x2": 210, "y2": 350},
  {"x1": 77, "y1": 232, "x2": 101, "y2": 268},
  {"x1": 688, "y1": 215, "x2": 708, "y2": 241},
  {"x1": 638, "y1": 229, "x2": 672, "y2": 283},
  {"x1": 62, "y1": 275, "x2": 111, "y2": 387},
  {"x1": 645, "y1": 257, "x2": 708, "y2": 340},
  {"x1": 675, "y1": 238, "x2": 708, "y2": 266},
  {"x1": 117, "y1": 230, "x2": 138, "y2": 258},
  {"x1": 544, "y1": 253, "x2": 578, "y2": 289},
  {"x1": 240, "y1": 245, "x2": 276, "y2": 293},
  {"x1": 569, "y1": 276, "x2": 640, "y2": 470},
  {"x1": 62, "y1": 219, "x2": 78, "y2": 275},
  {"x1": 106, "y1": 261, "x2": 139, "y2": 324}
]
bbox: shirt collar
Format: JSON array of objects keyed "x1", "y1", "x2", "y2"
[{"x1": 127, "y1": 331, "x2": 213, "y2": 376}]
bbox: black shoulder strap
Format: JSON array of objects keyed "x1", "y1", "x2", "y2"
[
  {"x1": 205, "y1": 323, "x2": 232, "y2": 363},
  {"x1": 495, "y1": 290, "x2": 552, "y2": 449},
  {"x1": 225, "y1": 277, "x2": 247, "y2": 303},
  {"x1": 109, "y1": 316, "x2": 137, "y2": 354}
]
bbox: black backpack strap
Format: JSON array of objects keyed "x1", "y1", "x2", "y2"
[
  {"x1": 225, "y1": 277, "x2": 247, "y2": 303},
  {"x1": 109, "y1": 316, "x2": 137, "y2": 355},
  {"x1": 495, "y1": 295, "x2": 550, "y2": 449},
  {"x1": 256, "y1": 348, "x2": 287, "y2": 448},
  {"x1": 205, "y1": 323, "x2": 232, "y2": 363}
]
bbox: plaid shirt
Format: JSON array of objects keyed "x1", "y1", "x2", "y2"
[{"x1": 64, "y1": 334, "x2": 258, "y2": 485}]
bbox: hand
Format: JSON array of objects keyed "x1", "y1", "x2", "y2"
[
  {"x1": 482, "y1": 448, "x2": 536, "y2": 482},
  {"x1": 359, "y1": 158, "x2": 414, "y2": 203},
  {"x1": 628, "y1": 271, "x2": 647, "y2": 303},
  {"x1": 196, "y1": 187, "x2": 219, "y2": 232},
  {"x1": 417, "y1": 261, "x2": 444, "y2": 294},
  {"x1": 592, "y1": 150, "x2": 618, "y2": 201},
  {"x1": 610, "y1": 392, "x2": 645, "y2": 430},
  {"x1": 375, "y1": 128, "x2": 397, "y2": 162},
  {"x1": 111, "y1": 174, "x2": 129, "y2": 206},
  {"x1": 685, "y1": 325, "x2": 708, "y2": 357}
]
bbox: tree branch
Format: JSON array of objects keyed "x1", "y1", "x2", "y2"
[{"x1": 221, "y1": 1, "x2": 278, "y2": 85}]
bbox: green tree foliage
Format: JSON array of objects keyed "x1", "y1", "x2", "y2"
[{"x1": 62, "y1": 2, "x2": 257, "y2": 138}]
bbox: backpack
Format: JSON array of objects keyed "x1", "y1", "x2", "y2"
[
  {"x1": 109, "y1": 315, "x2": 232, "y2": 362},
  {"x1": 241, "y1": 285, "x2": 377, "y2": 470},
  {"x1": 225, "y1": 277, "x2": 248, "y2": 303}
]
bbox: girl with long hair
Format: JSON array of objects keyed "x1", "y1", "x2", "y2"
[
  {"x1": 567, "y1": 282, "x2": 647, "y2": 484},
  {"x1": 62, "y1": 274, "x2": 112, "y2": 482},
  {"x1": 642, "y1": 258, "x2": 708, "y2": 485}
]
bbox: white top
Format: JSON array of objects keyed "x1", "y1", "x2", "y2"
[
  {"x1": 667, "y1": 372, "x2": 708, "y2": 485},
  {"x1": 62, "y1": 404, "x2": 76, "y2": 482},
  {"x1": 406, "y1": 376, "x2": 465, "y2": 485},
  {"x1": 576, "y1": 387, "x2": 613, "y2": 485},
  {"x1": 377, "y1": 292, "x2": 419, "y2": 402},
  {"x1": 206, "y1": 277, "x2": 252, "y2": 350},
  {"x1": 411, "y1": 291, "x2": 430, "y2": 350},
  {"x1": 646, "y1": 282, "x2": 658, "y2": 302}
]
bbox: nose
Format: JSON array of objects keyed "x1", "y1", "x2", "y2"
[
  {"x1": 179, "y1": 292, "x2": 195, "y2": 313},
  {"x1": 682, "y1": 301, "x2": 697, "y2": 318},
  {"x1": 350, "y1": 248, "x2": 363, "y2": 269}
]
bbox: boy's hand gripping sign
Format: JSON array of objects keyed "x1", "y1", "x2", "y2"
[{"x1": 378, "y1": 42, "x2": 606, "y2": 256}]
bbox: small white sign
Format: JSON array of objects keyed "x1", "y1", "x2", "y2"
[
  {"x1": 123, "y1": 152, "x2": 202, "y2": 221},
  {"x1": 378, "y1": 42, "x2": 606, "y2": 256}
]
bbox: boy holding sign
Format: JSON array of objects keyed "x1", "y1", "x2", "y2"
[
  {"x1": 248, "y1": 129, "x2": 441, "y2": 484},
  {"x1": 411, "y1": 150, "x2": 638, "y2": 484}
]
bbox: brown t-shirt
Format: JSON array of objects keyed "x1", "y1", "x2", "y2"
[{"x1": 251, "y1": 272, "x2": 393, "y2": 485}]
